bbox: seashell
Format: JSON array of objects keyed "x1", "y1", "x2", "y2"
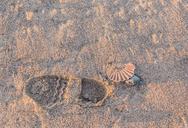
[
  {"x1": 125, "y1": 75, "x2": 141, "y2": 86},
  {"x1": 106, "y1": 63, "x2": 135, "y2": 82}
]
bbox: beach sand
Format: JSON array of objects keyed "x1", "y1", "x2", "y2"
[{"x1": 0, "y1": 0, "x2": 188, "y2": 127}]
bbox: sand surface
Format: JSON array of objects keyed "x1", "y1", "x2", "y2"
[{"x1": 0, "y1": 0, "x2": 188, "y2": 127}]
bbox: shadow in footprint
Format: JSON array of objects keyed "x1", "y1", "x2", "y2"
[
  {"x1": 80, "y1": 78, "x2": 107, "y2": 105},
  {"x1": 25, "y1": 75, "x2": 68, "y2": 109}
]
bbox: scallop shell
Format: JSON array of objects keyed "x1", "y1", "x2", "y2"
[{"x1": 106, "y1": 63, "x2": 135, "y2": 82}]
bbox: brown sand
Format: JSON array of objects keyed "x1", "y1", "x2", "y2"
[{"x1": 0, "y1": 0, "x2": 188, "y2": 127}]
